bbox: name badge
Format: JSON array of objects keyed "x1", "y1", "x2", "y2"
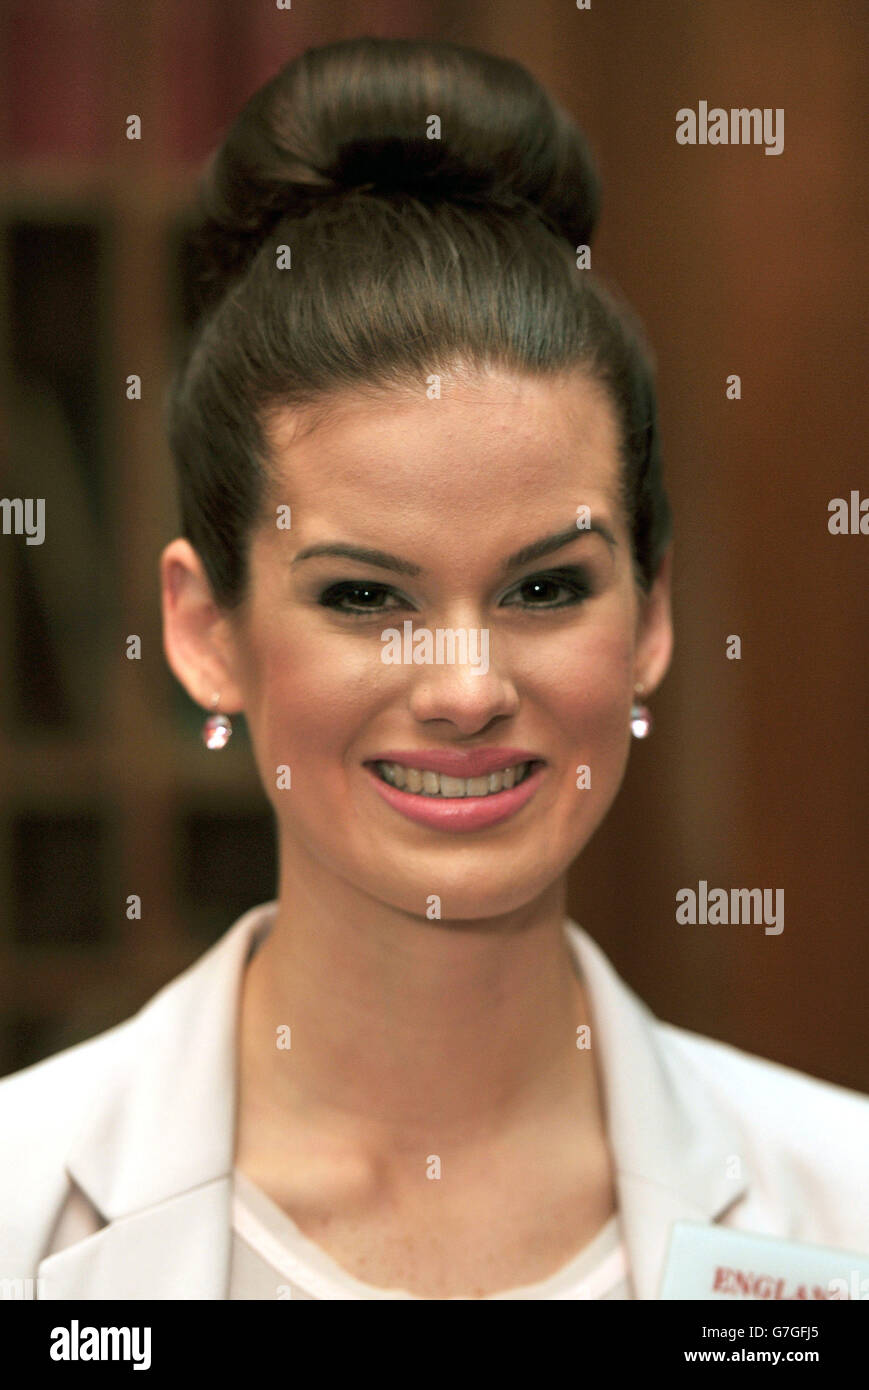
[{"x1": 658, "y1": 1221, "x2": 869, "y2": 1300}]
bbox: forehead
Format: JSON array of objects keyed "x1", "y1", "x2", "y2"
[{"x1": 261, "y1": 367, "x2": 625, "y2": 528}]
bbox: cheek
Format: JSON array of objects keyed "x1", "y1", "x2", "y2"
[
  {"x1": 240, "y1": 615, "x2": 386, "y2": 786},
  {"x1": 525, "y1": 618, "x2": 636, "y2": 842},
  {"x1": 530, "y1": 617, "x2": 635, "y2": 742}
]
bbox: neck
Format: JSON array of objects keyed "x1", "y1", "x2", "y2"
[{"x1": 237, "y1": 847, "x2": 600, "y2": 1161}]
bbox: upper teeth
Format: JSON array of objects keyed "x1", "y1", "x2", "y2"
[{"x1": 375, "y1": 762, "x2": 530, "y2": 797}]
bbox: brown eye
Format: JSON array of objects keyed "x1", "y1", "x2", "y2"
[
  {"x1": 502, "y1": 570, "x2": 592, "y2": 609},
  {"x1": 318, "y1": 581, "x2": 405, "y2": 614}
]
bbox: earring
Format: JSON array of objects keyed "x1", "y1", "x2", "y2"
[
  {"x1": 630, "y1": 683, "x2": 653, "y2": 739},
  {"x1": 202, "y1": 692, "x2": 233, "y2": 750}
]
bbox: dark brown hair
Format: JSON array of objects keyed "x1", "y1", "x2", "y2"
[{"x1": 166, "y1": 36, "x2": 672, "y2": 608}]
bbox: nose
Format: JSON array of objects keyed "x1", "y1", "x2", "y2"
[{"x1": 406, "y1": 629, "x2": 520, "y2": 735}]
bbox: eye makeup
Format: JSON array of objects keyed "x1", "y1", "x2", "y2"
[{"x1": 314, "y1": 563, "x2": 596, "y2": 618}]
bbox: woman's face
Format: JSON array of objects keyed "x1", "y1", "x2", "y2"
[{"x1": 195, "y1": 367, "x2": 672, "y2": 919}]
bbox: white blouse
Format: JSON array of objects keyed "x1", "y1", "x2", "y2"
[{"x1": 229, "y1": 1166, "x2": 633, "y2": 1300}]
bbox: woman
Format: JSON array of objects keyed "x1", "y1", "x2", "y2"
[{"x1": 2, "y1": 37, "x2": 867, "y2": 1302}]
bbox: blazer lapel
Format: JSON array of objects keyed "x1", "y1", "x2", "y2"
[
  {"x1": 38, "y1": 902, "x2": 278, "y2": 1300},
  {"x1": 37, "y1": 1179, "x2": 232, "y2": 1299},
  {"x1": 38, "y1": 903, "x2": 750, "y2": 1300},
  {"x1": 565, "y1": 923, "x2": 750, "y2": 1299}
]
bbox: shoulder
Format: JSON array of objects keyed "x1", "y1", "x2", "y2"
[
  {"x1": 654, "y1": 1017, "x2": 869, "y2": 1244},
  {"x1": 0, "y1": 1013, "x2": 136, "y2": 1129},
  {"x1": 0, "y1": 1013, "x2": 141, "y2": 1195},
  {"x1": 656, "y1": 1016, "x2": 869, "y2": 1133},
  {"x1": 0, "y1": 904, "x2": 269, "y2": 1275},
  {"x1": 568, "y1": 920, "x2": 869, "y2": 1239},
  {"x1": 0, "y1": 936, "x2": 209, "y2": 1161},
  {"x1": 0, "y1": 1017, "x2": 140, "y2": 1277},
  {"x1": 0, "y1": 898, "x2": 271, "y2": 1141}
]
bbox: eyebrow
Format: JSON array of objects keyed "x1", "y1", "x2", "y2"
[{"x1": 290, "y1": 520, "x2": 617, "y2": 578}]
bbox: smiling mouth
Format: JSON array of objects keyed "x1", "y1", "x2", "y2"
[{"x1": 370, "y1": 760, "x2": 540, "y2": 798}]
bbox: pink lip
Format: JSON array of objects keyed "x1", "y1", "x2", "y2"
[
  {"x1": 366, "y1": 748, "x2": 540, "y2": 778},
  {"x1": 364, "y1": 760, "x2": 546, "y2": 833}
]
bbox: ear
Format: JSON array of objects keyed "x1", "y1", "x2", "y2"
[
  {"x1": 160, "y1": 538, "x2": 245, "y2": 712},
  {"x1": 633, "y1": 547, "x2": 674, "y2": 697}
]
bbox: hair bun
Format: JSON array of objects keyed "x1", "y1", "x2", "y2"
[{"x1": 191, "y1": 37, "x2": 600, "y2": 302}]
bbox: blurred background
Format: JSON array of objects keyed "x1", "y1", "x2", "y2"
[{"x1": 0, "y1": 0, "x2": 866, "y2": 1089}]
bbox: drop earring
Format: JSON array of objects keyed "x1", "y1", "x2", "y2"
[
  {"x1": 202, "y1": 692, "x2": 233, "y2": 750},
  {"x1": 630, "y1": 683, "x2": 653, "y2": 739}
]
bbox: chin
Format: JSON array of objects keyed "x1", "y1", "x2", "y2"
[{"x1": 359, "y1": 847, "x2": 574, "y2": 924}]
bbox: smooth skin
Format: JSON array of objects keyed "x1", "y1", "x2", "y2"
[{"x1": 161, "y1": 365, "x2": 673, "y2": 1299}]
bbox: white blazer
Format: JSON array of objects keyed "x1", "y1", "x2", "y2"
[{"x1": 1, "y1": 900, "x2": 868, "y2": 1300}]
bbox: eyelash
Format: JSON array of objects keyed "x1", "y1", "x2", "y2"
[{"x1": 316, "y1": 568, "x2": 593, "y2": 616}]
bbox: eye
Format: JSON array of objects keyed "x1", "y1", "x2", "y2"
[
  {"x1": 501, "y1": 568, "x2": 593, "y2": 609},
  {"x1": 317, "y1": 580, "x2": 408, "y2": 615}
]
